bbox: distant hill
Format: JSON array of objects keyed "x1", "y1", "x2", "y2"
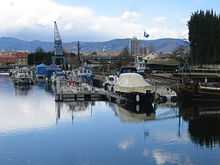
[{"x1": 0, "y1": 37, "x2": 189, "y2": 54}]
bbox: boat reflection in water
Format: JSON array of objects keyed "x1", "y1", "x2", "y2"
[
  {"x1": 180, "y1": 103, "x2": 220, "y2": 148},
  {"x1": 14, "y1": 85, "x2": 32, "y2": 96},
  {"x1": 114, "y1": 102, "x2": 156, "y2": 123},
  {"x1": 55, "y1": 100, "x2": 156, "y2": 123},
  {"x1": 55, "y1": 102, "x2": 91, "y2": 123}
]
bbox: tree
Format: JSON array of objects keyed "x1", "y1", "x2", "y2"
[
  {"x1": 119, "y1": 47, "x2": 130, "y2": 56},
  {"x1": 173, "y1": 45, "x2": 190, "y2": 63},
  {"x1": 91, "y1": 51, "x2": 97, "y2": 56},
  {"x1": 173, "y1": 45, "x2": 189, "y2": 57},
  {"x1": 188, "y1": 10, "x2": 220, "y2": 65},
  {"x1": 118, "y1": 47, "x2": 133, "y2": 66},
  {"x1": 147, "y1": 45, "x2": 155, "y2": 54},
  {"x1": 35, "y1": 47, "x2": 45, "y2": 53},
  {"x1": 28, "y1": 48, "x2": 52, "y2": 65}
]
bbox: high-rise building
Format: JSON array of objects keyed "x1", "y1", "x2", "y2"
[{"x1": 130, "y1": 37, "x2": 140, "y2": 57}]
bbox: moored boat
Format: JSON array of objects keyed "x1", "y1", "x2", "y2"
[
  {"x1": 35, "y1": 64, "x2": 48, "y2": 83},
  {"x1": 114, "y1": 72, "x2": 154, "y2": 104},
  {"x1": 51, "y1": 70, "x2": 66, "y2": 85},
  {"x1": 176, "y1": 82, "x2": 220, "y2": 104},
  {"x1": 77, "y1": 63, "x2": 94, "y2": 84},
  {"x1": 13, "y1": 67, "x2": 33, "y2": 86},
  {"x1": 135, "y1": 56, "x2": 146, "y2": 75}
]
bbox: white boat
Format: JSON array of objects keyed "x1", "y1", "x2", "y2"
[
  {"x1": 77, "y1": 63, "x2": 94, "y2": 84},
  {"x1": 0, "y1": 72, "x2": 9, "y2": 76},
  {"x1": 51, "y1": 71, "x2": 66, "y2": 85},
  {"x1": 135, "y1": 56, "x2": 146, "y2": 75},
  {"x1": 115, "y1": 73, "x2": 153, "y2": 93},
  {"x1": 13, "y1": 67, "x2": 33, "y2": 86},
  {"x1": 114, "y1": 72, "x2": 153, "y2": 104}
]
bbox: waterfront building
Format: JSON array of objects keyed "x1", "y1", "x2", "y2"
[{"x1": 0, "y1": 51, "x2": 29, "y2": 66}]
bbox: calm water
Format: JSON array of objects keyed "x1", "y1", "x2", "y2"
[{"x1": 0, "y1": 75, "x2": 220, "y2": 165}]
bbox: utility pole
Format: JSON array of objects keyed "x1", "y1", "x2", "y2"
[{"x1": 77, "y1": 41, "x2": 81, "y2": 64}]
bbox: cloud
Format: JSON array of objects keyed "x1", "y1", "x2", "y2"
[
  {"x1": 153, "y1": 149, "x2": 179, "y2": 165},
  {"x1": 121, "y1": 11, "x2": 141, "y2": 22},
  {"x1": 0, "y1": 91, "x2": 95, "y2": 134},
  {"x1": 143, "y1": 148, "x2": 150, "y2": 157},
  {"x1": 0, "y1": 93, "x2": 56, "y2": 134},
  {"x1": 118, "y1": 137, "x2": 135, "y2": 150},
  {"x1": 152, "y1": 149, "x2": 194, "y2": 165},
  {"x1": 145, "y1": 16, "x2": 188, "y2": 39},
  {"x1": 153, "y1": 16, "x2": 168, "y2": 23},
  {"x1": 0, "y1": 0, "x2": 188, "y2": 41}
]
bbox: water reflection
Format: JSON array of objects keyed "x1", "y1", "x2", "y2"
[
  {"x1": 2, "y1": 75, "x2": 220, "y2": 164},
  {"x1": 180, "y1": 103, "x2": 220, "y2": 148},
  {"x1": 0, "y1": 98, "x2": 56, "y2": 134},
  {"x1": 114, "y1": 103, "x2": 156, "y2": 123},
  {"x1": 55, "y1": 102, "x2": 91, "y2": 123},
  {"x1": 14, "y1": 85, "x2": 32, "y2": 96}
]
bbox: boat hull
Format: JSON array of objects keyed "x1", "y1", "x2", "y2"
[
  {"x1": 117, "y1": 91, "x2": 154, "y2": 105},
  {"x1": 176, "y1": 84, "x2": 220, "y2": 104}
]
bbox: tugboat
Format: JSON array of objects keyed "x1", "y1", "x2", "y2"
[{"x1": 114, "y1": 66, "x2": 154, "y2": 105}]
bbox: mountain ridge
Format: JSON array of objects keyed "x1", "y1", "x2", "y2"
[{"x1": 0, "y1": 37, "x2": 189, "y2": 54}]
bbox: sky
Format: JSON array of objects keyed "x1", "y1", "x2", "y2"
[{"x1": 0, "y1": 0, "x2": 219, "y2": 42}]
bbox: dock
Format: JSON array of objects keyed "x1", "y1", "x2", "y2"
[
  {"x1": 55, "y1": 80, "x2": 128, "y2": 103},
  {"x1": 173, "y1": 72, "x2": 220, "y2": 82},
  {"x1": 55, "y1": 86, "x2": 106, "y2": 102}
]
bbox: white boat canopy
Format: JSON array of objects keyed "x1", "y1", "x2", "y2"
[{"x1": 114, "y1": 73, "x2": 153, "y2": 94}]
